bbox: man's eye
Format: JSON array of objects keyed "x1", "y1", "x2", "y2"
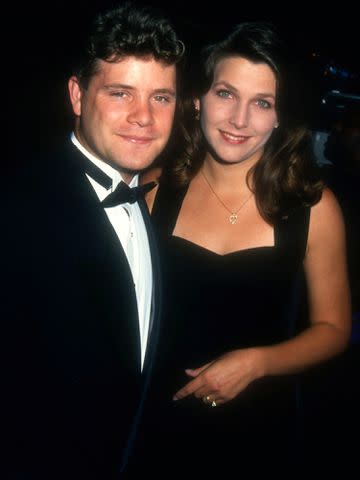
[
  {"x1": 110, "y1": 91, "x2": 127, "y2": 98},
  {"x1": 154, "y1": 95, "x2": 171, "y2": 103}
]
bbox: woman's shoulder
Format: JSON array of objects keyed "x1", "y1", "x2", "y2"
[
  {"x1": 307, "y1": 187, "x2": 346, "y2": 252},
  {"x1": 310, "y1": 187, "x2": 344, "y2": 224}
]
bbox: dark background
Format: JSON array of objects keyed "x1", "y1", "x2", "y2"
[
  {"x1": 5, "y1": 0, "x2": 360, "y2": 160},
  {"x1": 4, "y1": 1, "x2": 359, "y2": 468}
]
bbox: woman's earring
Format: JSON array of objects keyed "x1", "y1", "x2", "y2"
[
  {"x1": 195, "y1": 108, "x2": 200, "y2": 121},
  {"x1": 274, "y1": 123, "x2": 279, "y2": 129}
]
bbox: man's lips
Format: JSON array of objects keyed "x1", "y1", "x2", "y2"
[
  {"x1": 219, "y1": 130, "x2": 251, "y2": 144},
  {"x1": 118, "y1": 134, "x2": 155, "y2": 144}
]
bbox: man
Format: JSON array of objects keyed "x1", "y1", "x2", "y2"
[{"x1": 3, "y1": 3, "x2": 184, "y2": 478}]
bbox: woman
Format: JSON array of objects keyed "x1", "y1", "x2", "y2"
[{"x1": 142, "y1": 22, "x2": 351, "y2": 473}]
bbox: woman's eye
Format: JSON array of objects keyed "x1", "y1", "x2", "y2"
[
  {"x1": 256, "y1": 99, "x2": 272, "y2": 109},
  {"x1": 216, "y1": 89, "x2": 232, "y2": 99}
]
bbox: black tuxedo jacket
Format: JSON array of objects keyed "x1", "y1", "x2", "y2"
[{"x1": 2, "y1": 140, "x2": 162, "y2": 479}]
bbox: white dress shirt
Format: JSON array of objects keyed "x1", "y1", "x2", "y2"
[{"x1": 71, "y1": 133, "x2": 153, "y2": 370}]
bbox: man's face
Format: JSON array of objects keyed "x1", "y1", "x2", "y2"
[{"x1": 69, "y1": 56, "x2": 177, "y2": 181}]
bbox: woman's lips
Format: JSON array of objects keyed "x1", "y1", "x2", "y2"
[{"x1": 219, "y1": 130, "x2": 251, "y2": 144}]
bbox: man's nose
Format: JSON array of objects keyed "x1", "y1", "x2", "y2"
[{"x1": 127, "y1": 100, "x2": 154, "y2": 127}]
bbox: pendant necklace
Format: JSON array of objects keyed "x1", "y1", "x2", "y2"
[{"x1": 201, "y1": 170, "x2": 253, "y2": 224}]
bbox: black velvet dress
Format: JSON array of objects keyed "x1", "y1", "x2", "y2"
[{"x1": 142, "y1": 182, "x2": 311, "y2": 474}]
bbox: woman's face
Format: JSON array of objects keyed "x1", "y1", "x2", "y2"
[{"x1": 198, "y1": 56, "x2": 278, "y2": 167}]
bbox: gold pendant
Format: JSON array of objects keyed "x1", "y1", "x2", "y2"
[{"x1": 229, "y1": 213, "x2": 238, "y2": 224}]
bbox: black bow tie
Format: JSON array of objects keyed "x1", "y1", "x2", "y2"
[
  {"x1": 101, "y1": 181, "x2": 156, "y2": 207},
  {"x1": 80, "y1": 153, "x2": 156, "y2": 207}
]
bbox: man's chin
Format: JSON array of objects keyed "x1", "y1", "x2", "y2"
[{"x1": 107, "y1": 157, "x2": 156, "y2": 176}]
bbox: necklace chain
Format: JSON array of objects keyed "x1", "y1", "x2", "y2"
[{"x1": 201, "y1": 170, "x2": 253, "y2": 224}]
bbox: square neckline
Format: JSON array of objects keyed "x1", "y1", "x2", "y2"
[
  {"x1": 171, "y1": 234, "x2": 277, "y2": 257},
  {"x1": 168, "y1": 182, "x2": 278, "y2": 257}
]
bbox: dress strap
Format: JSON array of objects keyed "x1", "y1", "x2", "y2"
[
  {"x1": 274, "y1": 206, "x2": 311, "y2": 339},
  {"x1": 151, "y1": 182, "x2": 189, "y2": 237}
]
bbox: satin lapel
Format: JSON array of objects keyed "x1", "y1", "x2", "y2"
[
  {"x1": 119, "y1": 197, "x2": 162, "y2": 473},
  {"x1": 138, "y1": 196, "x2": 162, "y2": 373},
  {"x1": 62, "y1": 143, "x2": 141, "y2": 369}
]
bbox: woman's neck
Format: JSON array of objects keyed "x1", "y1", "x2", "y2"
[{"x1": 200, "y1": 155, "x2": 255, "y2": 193}]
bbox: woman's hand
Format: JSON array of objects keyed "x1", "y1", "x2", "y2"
[{"x1": 173, "y1": 348, "x2": 265, "y2": 406}]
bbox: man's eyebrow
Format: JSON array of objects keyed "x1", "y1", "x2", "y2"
[
  {"x1": 104, "y1": 83, "x2": 134, "y2": 89},
  {"x1": 152, "y1": 88, "x2": 176, "y2": 97},
  {"x1": 104, "y1": 84, "x2": 176, "y2": 96}
]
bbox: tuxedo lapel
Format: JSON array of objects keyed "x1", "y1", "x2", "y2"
[
  {"x1": 138, "y1": 196, "x2": 162, "y2": 372},
  {"x1": 120, "y1": 195, "x2": 162, "y2": 472},
  {"x1": 58, "y1": 142, "x2": 142, "y2": 370},
  {"x1": 64, "y1": 141, "x2": 162, "y2": 377}
]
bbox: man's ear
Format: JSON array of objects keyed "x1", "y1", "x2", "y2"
[{"x1": 68, "y1": 76, "x2": 83, "y2": 116}]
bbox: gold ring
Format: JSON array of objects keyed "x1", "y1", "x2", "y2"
[
  {"x1": 211, "y1": 400, "x2": 217, "y2": 407},
  {"x1": 202, "y1": 395, "x2": 211, "y2": 405}
]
